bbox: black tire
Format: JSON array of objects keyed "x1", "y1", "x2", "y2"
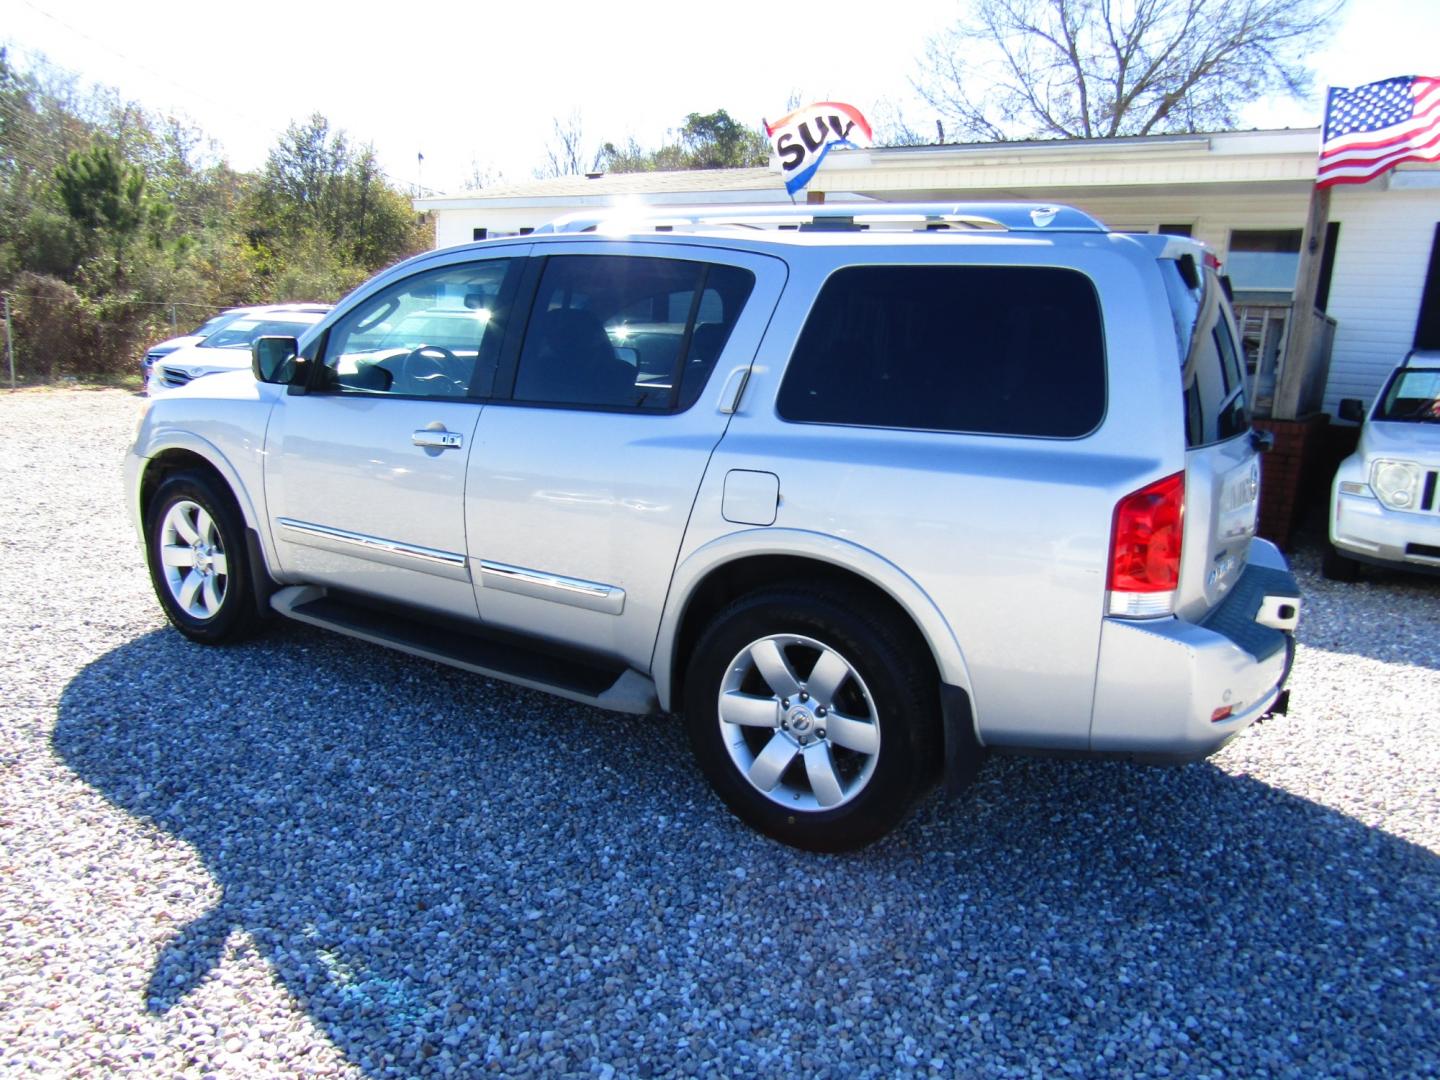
[
  {"x1": 144, "y1": 470, "x2": 262, "y2": 644},
  {"x1": 1321, "y1": 543, "x2": 1361, "y2": 582},
  {"x1": 683, "y1": 587, "x2": 941, "y2": 852}
]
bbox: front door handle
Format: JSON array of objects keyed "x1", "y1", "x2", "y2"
[{"x1": 412, "y1": 428, "x2": 463, "y2": 449}]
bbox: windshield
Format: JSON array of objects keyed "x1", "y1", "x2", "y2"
[
  {"x1": 188, "y1": 312, "x2": 242, "y2": 337},
  {"x1": 1375, "y1": 367, "x2": 1440, "y2": 422},
  {"x1": 200, "y1": 315, "x2": 324, "y2": 349}
]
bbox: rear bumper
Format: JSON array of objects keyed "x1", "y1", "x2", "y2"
[{"x1": 1089, "y1": 538, "x2": 1299, "y2": 762}]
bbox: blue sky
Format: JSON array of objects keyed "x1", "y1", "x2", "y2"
[{"x1": 6, "y1": 0, "x2": 1439, "y2": 194}]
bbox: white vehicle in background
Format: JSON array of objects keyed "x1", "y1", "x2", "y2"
[
  {"x1": 1326, "y1": 349, "x2": 1440, "y2": 580},
  {"x1": 146, "y1": 306, "x2": 331, "y2": 395},
  {"x1": 141, "y1": 306, "x2": 256, "y2": 385}
]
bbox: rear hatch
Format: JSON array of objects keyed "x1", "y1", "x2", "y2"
[{"x1": 1156, "y1": 243, "x2": 1262, "y2": 620}]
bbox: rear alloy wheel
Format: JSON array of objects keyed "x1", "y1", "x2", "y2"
[
  {"x1": 145, "y1": 471, "x2": 261, "y2": 644},
  {"x1": 684, "y1": 588, "x2": 939, "y2": 852}
]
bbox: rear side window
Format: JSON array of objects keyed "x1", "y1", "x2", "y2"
[
  {"x1": 512, "y1": 255, "x2": 754, "y2": 412},
  {"x1": 776, "y1": 265, "x2": 1105, "y2": 438},
  {"x1": 1163, "y1": 261, "x2": 1250, "y2": 447}
]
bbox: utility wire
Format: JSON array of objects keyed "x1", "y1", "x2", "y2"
[{"x1": 9, "y1": 8, "x2": 280, "y2": 136}]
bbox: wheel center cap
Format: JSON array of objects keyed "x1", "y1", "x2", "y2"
[{"x1": 787, "y1": 708, "x2": 813, "y2": 733}]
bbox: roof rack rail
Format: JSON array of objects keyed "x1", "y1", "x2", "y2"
[{"x1": 532, "y1": 202, "x2": 1109, "y2": 236}]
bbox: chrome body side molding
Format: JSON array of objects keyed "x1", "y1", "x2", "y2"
[
  {"x1": 478, "y1": 559, "x2": 626, "y2": 615},
  {"x1": 276, "y1": 518, "x2": 470, "y2": 582}
]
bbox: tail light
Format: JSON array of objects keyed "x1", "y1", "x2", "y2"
[{"x1": 1108, "y1": 471, "x2": 1184, "y2": 617}]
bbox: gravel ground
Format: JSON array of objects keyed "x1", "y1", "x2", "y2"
[{"x1": 1, "y1": 388, "x2": 1437, "y2": 1079}]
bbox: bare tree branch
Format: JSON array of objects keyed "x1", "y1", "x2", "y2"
[
  {"x1": 913, "y1": 0, "x2": 1345, "y2": 141},
  {"x1": 536, "y1": 111, "x2": 595, "y2": 179}
]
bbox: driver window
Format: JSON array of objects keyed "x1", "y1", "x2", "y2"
[{"x1": 322, "y1": 259, "x2": 516, "y2": 397}]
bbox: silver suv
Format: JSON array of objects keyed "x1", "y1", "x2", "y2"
[{"x1": 124, "y1": 203, "x2": 1300, "y2": 851}]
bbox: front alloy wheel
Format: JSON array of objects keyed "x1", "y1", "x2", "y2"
[
  {"x1": 158, "y1": 499, "x2": 230, "y2": 619},
  {"x1": 145, "y1": 470, "x2": 261, "y2": 644}
]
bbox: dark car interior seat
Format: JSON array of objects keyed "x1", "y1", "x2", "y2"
[{"x1": 515, "y1": 308, "x2": 638, "y2": 407}]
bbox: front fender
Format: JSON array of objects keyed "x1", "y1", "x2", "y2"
[
  {"x1": 130, "y1": 429, "x2": 275, "y2": 574},
  {"x1": 651, "y1": 527, "x2": 974, "y2": 713}
]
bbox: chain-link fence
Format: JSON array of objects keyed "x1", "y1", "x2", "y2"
[{"x1": 2, "y1": 274, "x2": 218, "y2": 388}]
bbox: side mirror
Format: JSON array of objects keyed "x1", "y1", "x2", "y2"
[
  {"x1": 252, "y1": 336, "x2": 300, "y2": 384},
  {"x1": 1337, "y1": 398, "x2": 1366, "y2": 424}
]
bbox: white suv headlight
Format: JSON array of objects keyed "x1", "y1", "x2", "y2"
[{"x1": 1370, "y1": 459, "x2": 1423, "y2": 510}]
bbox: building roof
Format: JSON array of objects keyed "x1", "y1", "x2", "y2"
[
  {"x1": 415, "y1": 128, "x2": 1438, "y2": 213},
  {"x1": 416, "y1": 168, "x2": 780, "y2": 210}
]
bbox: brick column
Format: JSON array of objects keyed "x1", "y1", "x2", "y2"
[{"x1": 1252, "y1": 414, "x2": 1330, "y2": 550}]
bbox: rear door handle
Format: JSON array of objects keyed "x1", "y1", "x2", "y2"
[{"x1": 412, "y1": 429, "x2": 463, "y2": 449}]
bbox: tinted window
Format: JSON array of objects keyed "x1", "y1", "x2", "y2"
[
  {"x1": 512, "y1": 255, "x2": 753, "y2": 411},
  {"x1": 776, "y1": 265, "x2": 1105, "y2": 438},
  {"x1": 1165, "y1": 261, "x2": 1251, "y2": 446},
  {"x1": 321, "y1": 260, "x2": 518, "y2": 398}
]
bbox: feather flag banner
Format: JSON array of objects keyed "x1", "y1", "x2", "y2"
[{"x1": 764, "y1": 102, "x2": 872, "y2": 197}]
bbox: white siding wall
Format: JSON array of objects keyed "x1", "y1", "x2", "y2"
[
  {"x1": 1055, "y1": 191, "x2": 1308, "y2": 257},
  {"x1": 432, "y1": 207, "x2": 549, "y2": 249},
  {"x1": 1323, "y1": 187, "x2": 1438, "y2": 412}
]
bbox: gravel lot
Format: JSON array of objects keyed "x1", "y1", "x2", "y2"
[{"x1": 1, "y1": 388, "x2": 1437, "y2": 1078}]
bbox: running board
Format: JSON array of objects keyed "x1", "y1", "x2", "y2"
[{"x1": 270, "y1": 585, "x2": 659, "y2": 715}]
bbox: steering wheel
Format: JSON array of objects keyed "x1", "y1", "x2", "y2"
[{"x1": 400, "y1": 345, "x2": 459, "y2": 392}]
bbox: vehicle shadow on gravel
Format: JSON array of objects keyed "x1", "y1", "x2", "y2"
[
  {"x1": 1288, "y1": 535, "x2": 1440, "y2": 670},
  {"x1": 55, "y1": 624, "x2": 1440, "y2": 1076}
]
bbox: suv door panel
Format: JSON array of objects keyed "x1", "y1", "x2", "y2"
[
  {"x1": 267, "y1": 397, "x2": 484, "y2": 617},
  {"x1": 466, "y1": 243, "x2": 787, "y2": 669},
  {"x1": 264, "y1": 250, "x2": 527, "y2": 621}
]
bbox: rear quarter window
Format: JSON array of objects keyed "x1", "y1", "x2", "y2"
[
  {"x1": 1163, "y1": 261, "x2": 1250, "y2": 447},
  {"x1": 775, "y1": 265, "x2": 1105, "y2": 438}
]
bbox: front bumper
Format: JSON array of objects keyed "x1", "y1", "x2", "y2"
[
  {"x1": 1332, "y1": 490, "x2": 1440, "y2": 574},
  {"x1": 1089, "y1": 538, "x2": 1299, "y2": 762}
]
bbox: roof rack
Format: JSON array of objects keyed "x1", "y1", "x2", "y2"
[{"x1": 532, "y1": 202, "x2": 1109, "y2": 236}]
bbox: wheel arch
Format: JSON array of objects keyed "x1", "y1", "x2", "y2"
[
  {"x1": 135, "y1": 437, "x2": 279, "y2": 614},
  {"x1": 653, "y1": 530, "x2": 974, "y2": 715},
  {"x1": 136, "y1": 436, "x2": 260, "y2": 536}
]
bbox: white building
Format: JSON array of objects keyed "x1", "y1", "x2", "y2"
[{"x1": 415, "y1": 128, "x2": 1440, "y2": 417}]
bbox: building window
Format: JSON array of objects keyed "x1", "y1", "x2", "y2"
[
  {"x1": 1159, "y1": 223, "x2": 1193, "y2": 237},
  {"x1": 1315, "y1": 222, "x2": 1341, "y2": 313},
  {"x1": 519, "y1": 227, "x2": 535, "y2": 236},
  {"x1": 1227, "y1": 229, "x2": 1302, "y2": 293},
  {"x1": 472, "y1": 227, "x2": 488, "y2": 241}
]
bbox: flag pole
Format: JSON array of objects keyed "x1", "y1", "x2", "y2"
[{"x1": 1274, "y1": 106, "x2": 1335, "y2": 421}]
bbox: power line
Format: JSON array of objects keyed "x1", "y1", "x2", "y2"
[{"x1": 9, "y1": 11, "x2": 282, "y2": 139}]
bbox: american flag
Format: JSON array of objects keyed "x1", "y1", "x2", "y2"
[{"x1": 1316, "y1": 76, "x2": 1440, "y2": 188}]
